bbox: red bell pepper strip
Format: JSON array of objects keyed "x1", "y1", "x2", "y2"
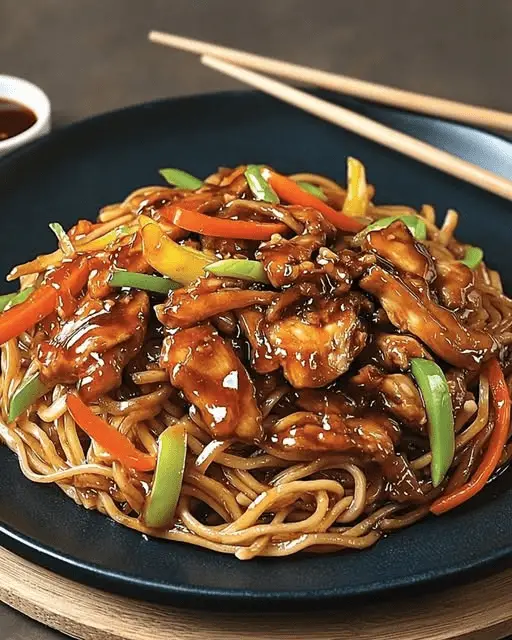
[
  {"x1": 160, "y1": 204, "x2": 288, "y2": 240},
  {"x1": 261, "y1": 169, "x2": 365, "y2": 233},
  {"x1": 67, "y1": 393, "x2": 156, "y2": 472},
  {"x1": 0, "y1": 257, "x2": 90, "y2": 346},
  {"x1": 431, "y1": 357, "x2": 510, "y2": 515}
]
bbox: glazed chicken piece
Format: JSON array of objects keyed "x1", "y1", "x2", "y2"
[
  {"x1": 372, "y1": 333, "x2": 432, "y2": 371},
  {"x1": 294, "y1": 388, "x2": 357, "y2": 417},
  {"x1": 271, "y1": 411, "x2": 424, "y2": 502},
  {"x1": 36, "y1": 291, "x2": 149, "y2": 401},
  {"x1": 350, "y1": 365, "x2": 426, "y2": 428},
  {"x1": 434, "y1": 260, "x2": 483, "y2": 319},
  {"x1": 156, "y1": 277, "x2": 277, "y2": 330},
  {"x1": 271, "y1": 411, "x2": 397, "y2": 457},
  {"x1": 362, "y1": 220, "x2": 436, "y2": 281},
  {"x1": 255, "y1": 233, "x2": 323, "y2": 288},
  {"x1": 360, "y1": 265, "x2": 495, "y2": 369},
  {"x1": 264, "y1": 293, "x2": 370, "y2": 388},
  {"x1": 160, "y1": 324, "x2": 263, "y2": 442},
  {"x1": 237, "y1": 307, "x2": 280, "y2": 374}
]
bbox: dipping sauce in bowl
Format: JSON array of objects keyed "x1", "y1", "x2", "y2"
[{"x1": 0, "y1": 98, "x2": 37, "y2": 141}]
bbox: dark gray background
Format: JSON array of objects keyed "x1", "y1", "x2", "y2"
[{"x1": 1, "y1": 0, "x2": 511, "y2": 638}]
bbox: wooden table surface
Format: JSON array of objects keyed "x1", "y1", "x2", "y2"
[{"x1": 1, "y1": 0, "x2": 511, "y2": 638}]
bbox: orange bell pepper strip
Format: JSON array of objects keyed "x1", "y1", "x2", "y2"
[
  {"x1": 261, "y1": 169, "x2": 365, "y2": 233},
  {"x1": 0, "y1": 257, "x2": 90, "y2": 346},
  {"x1": 431, "y1": 358, "x2": 510, "y2": 515},
  {"x1": 67, "y1": 393, "x2": 155, "y2": 472},
  {"x1": 159, "y1": 204, "x2": 289, "y2": 240}
]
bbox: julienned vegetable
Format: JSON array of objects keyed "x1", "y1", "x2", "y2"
[
  {"x1": 356, "y1": 215, "x2": 427, "y2": 243},
  {"x1": 143, "y1": 421, "x2": 188, "y2": 529},
  {"x1": 244, "y1": 165, "x2": 279, "y2": 204},
  {"x1": 0, "y1": 257, "x2": 90, "y2": 347},
  {"x1": 49, "y1": 222, "x2": 75, "y2": 255},
  {"x1": 296, "y1": 181, "x2": 327, "y2": 201},
  {"x1": 159, "y1": 168, "x2": 203, "y2": 190},
  {"x1": 109, "y1": 270, "x2": 180, "y2": 294},
  {"x1": 67, "y1": 393, "x2": 155, "y2": 472},
  {"x1": 411, "y1": 358, "x2": 455, "y2": 487},
  {"x1": 160, "y1": 205, "x2": 288, "y2": 240},
  {"x1": 460, "y1": 246, "x2": 484, "y2": 270},
  {"x1": 76, "y1": 225, "x2": 135, "y2": 253},
  {"x1": 8, "y1": 374, "x2": 49, "y2": 422},
  {"x1": 343, "y1": 157, "x2": 369, "y2": 216},
  {"x1": 431, "y1": 358, "x2": 510, "y2": 514},
  {"x1": 262, "y1": 168, "x2": 365, "y2": 233},
  {"x1": 0, "y1": 286, "x2": 35, "y2": 313},
  {"x1": 139, "y1": 215, "x2": 213, "y2": 284},
  {"x1": 205, "y1": 259, "x2": 269, "y2": 283}
]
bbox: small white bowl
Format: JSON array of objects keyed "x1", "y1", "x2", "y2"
[{"x1": 0, "y1": 75, "x2": 51, "y2": 156}]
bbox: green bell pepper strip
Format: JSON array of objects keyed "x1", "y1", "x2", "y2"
[
  {"x1": 244, "y1": 165, "x2": 279, "y2": 204},
  {"x1": 159, "y1": 168, "x2": 203, "y2": 190},
  {"x1": 410, "y1": 358, "x2": 455, "y2": 488},
  {"x1": 109, "y1": 270, "x2": 180, "y2": 294},
  {"x1": 143, "y1": 421, "x2": 188, "y2": 529},
  {"x1": 8, "y1": 373, "x2": 49, "y2": 422},
  {"x1": 460, "y1": 246, "x2": 483, "y2": 270},
  {"x1": 296, "y1": 181, "x2": 327, "y2": 201},
  {"x1": 204, "y1": 259, "x2": 269, "y2": 283},
  {"x1": 49, "y1": 222, "x2": 74, "y2": 255},
  {"x1": 354, "y1": 215, "x2": 427, "y2": 244},
  {"x1": 0, "y1": 287, "x2": 35, "y2": 313}
]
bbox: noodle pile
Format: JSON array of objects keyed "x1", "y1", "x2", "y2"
[{"x1": 1, "y1": 161, "x2": 511, "y2": 560}]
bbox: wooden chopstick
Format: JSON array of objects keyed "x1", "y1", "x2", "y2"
[
  {"x1": 149, "y1": 31, "x2": 512, "y2": 132},
  {"x1": 201, "y1": 55, "x2": 512, "y2": 202}
]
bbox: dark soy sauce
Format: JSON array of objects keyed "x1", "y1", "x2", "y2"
[{"x1": 0, "y1": 98, "x2": 37, "y2": 140}]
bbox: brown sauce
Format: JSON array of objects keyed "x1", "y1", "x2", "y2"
[{"x1": 0, "y1": 98, "x2": 37, "y2": 140}]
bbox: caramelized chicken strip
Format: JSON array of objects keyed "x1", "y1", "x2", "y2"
[
  {"x1": 294, "y1": 388, "x2": 357, "y2": 416},
  {"x1": 360, "y1": 265, "x2": 495, "y2": 369},
  {"x1": 264, "y1": 293, "x2": 369, "y2": 388},
  {"x1": 237, "y1": 307, "x2": 279, "y2": 374},
  {"x1": 271, "y1": 412, "x2": 396, "y2": 458},
  {"x1": 36, "y1": 291, "x2": 149, "y2": 401},
  {"x1": 255, "y1": 233, "x2": 323, "y2": 288},
  {"x1": 350, "y1": 365, "x2": 426, "y2": 428},
  {"x1": 445, "y1": 368, "x2": 470, "y2": 413},
  {"x1": 434, "y1": 260, "x2": 480, "y2": 314},
  {"x1": 373, "y1": 332, "x2": 432, "y2": 371},
  {"x1": 363, "y1": 220, "x2": 436, "y2": 281},
  {"x1": 160, "y1": 324, "x2": 263, "y2": 442},
  {"x1": 156, "y1": 277, "x2": 277, "y2": 330}
]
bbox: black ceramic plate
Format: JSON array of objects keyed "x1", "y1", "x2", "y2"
[{"x1": 0, "y1": 91, "x2": 511, "y2": 608}]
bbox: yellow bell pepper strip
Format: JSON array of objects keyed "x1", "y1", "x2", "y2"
[
  {"x1": 343, "y1": 157, "x2": 369, "y2": 216},
  {"x1": 0, "y1": 286, "x2": 35, "y2": 312},
  {"x1": 0, "y1": 257, "x2": 90, "y2": 346},
  {"x1": 354, "y1": 215, "x2": 427, "y2": 244},
  {"x1": 296, "y1": 181, "x2": 327, "y2": 201},
  {"x1": 244, "y1": 165, "x2": 279, "y2": 204},
  {"x1": 431, "y1": 357, "x2": 510, "y2": 514},
  {"x1": 67, "y1": 393, "x2": 155, "y2": 472},
  {"x1": 143, "y1": 421, "x2": 188, "y2": 528},
  {"x1": 411, "y1": 358, "x2": 455, "y2": 487},
  {"x1": 109, "y1": 270, "x2": 180, "y2": 294},
  {"x1": 261, "y1": 168, "x2": 364, "y2": 233},
  {"x1": 139, "y1": 215, "x2": 213, "y2": 284},
  {"x1": 49, "y1": 222, "x2": 75, "y2": 256},
  {"x1": 205, "y1": 259, "x2": 269, "y2": 284},
  {"x1": 76, "y1": 225, "x2": 135, "y2": 253},
  {"x1": 161, "y1": 205, "x2": 289, "y2": 240},
  {"x1": 460, "y1": 246, "x2": 484, "y2": 270},
  {"x1": 159, "y1": 168, "x2": 203, "y2": 190},
  {"x1": 8, "y1": 373, "x2": 49, "y2": 422}
]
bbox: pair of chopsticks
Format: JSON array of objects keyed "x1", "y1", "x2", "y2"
[{"x1": 149, "y1": 31, "x2": 512, "y2": 202}]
